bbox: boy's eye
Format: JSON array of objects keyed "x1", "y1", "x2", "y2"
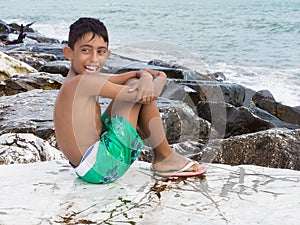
[
  {"x1": 98, "y1": 47, "x2": 107, "y2": 55},
  {"x1": 81, "y1": 48, "x2": 90, "y2": 54}
]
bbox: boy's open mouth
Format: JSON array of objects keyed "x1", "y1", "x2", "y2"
[{"x1": 85, "y1": 66, "x2": 99, "y2": 72}]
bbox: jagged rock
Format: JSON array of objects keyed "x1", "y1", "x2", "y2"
[
  {"x1": 156, "y1": 98, "x2": 211, "y2": 144},
  {"x1": 5, "y1": 51, "x2": 57, "y2": 70},
  {"x1": 249, "y1": 106, "x2": 300, "y2": 130},
  {"x1": 253, "y1": 91, "x2": 300, "y2": 125},
  {"x1": 196, "y1": 102, "x2": 275, "y2": 138},
  {"x1": 0, "y1": 89, "x2": 58, "y2": 145},
  {"x1": 149, "y1": 59, "x2": 226, "y2": 81},
  {"x1": 114, "y1": 61, "x2": 186, "y2": 79},
  {"x1": 0, "y1": 51, "x2": 37, "y2": 81},
  {"x1": 162, "y1": 79, "x2": 255, "y2": 108},
  {"x1": 193, "y1": 128, "x2": 300, "y2": 170},
  {"x1": 0, "y1": 72, "x2": 64, "y2": 96},
  {"x1": 38, "y1": 60, "x2": 70, "y2": 76},
  {"x1": 0, "y1": 160, "x2": 299, "y2": 225},
  {"x1": 0, "y1": 133, "x2": 65, "y2": 165},
  {"x1": 0, "y1": 42, "x2": 66, "y2": 60}
]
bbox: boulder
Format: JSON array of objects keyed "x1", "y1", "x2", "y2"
[
  {"x1": 0, "y1": 42, "x2": 66, "y2": 60},
  {"x1": 0, "y1": 72, "x2": 64, "y2": 96},
  {"x1": 0, "y1": 89, "x2": 58, "y2": 145},
  {"x1": 0, "y1": 133, "x2": 65, "y2": 165},
  {"x1": 5, "y1": 51, "x2": 57, "y2": 70},
  {"x1": 162, "y1": 79, "x2": 255, "y2": 108},
  {"x1": 155, "y1": 98, "x2": 211, "y2": 144},
  {"x1": 196, "y1": 102, "x2": 274, "y2": 138},
  {"x1": 193, "y1": 128, "x2": 300, "y2": 170},
  {"x1": 0, "y1": 51, "x2": 37, "y2": 81},
  {"x1": 253, "y1": 92, "x2": 300, "y2": 125},
  {"x1": 38, "y1": 60, "x2": 70, "y2": 76}
]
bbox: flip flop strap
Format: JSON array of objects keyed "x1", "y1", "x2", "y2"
[{"x1": 176, "y1": 160, "x2": 195, "y2": 173}]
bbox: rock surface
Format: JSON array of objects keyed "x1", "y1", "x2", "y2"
[
  {"x1": 0, "y1": 160, "x2": 299, "y2": 225},
  {"x1": 195, "y1": 128, "x2": 300, "y2": 170},
  {"x1": 0, "y1": 51, "x2": 37, "y2": 80},
  {"x1": 0, "y1": 133, "x2": 65, "y2": 164}
]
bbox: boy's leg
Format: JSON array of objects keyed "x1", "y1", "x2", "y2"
[
  {"x1": 137, "y1": 101, "x2": 202, "y2": 173},
  {"x1": 104, "y1": 79, "x2": 202, "y2": 174}
]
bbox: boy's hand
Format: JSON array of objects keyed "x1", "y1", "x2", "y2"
[
  {"x1": 129, "y1": 71, "x2": 155, "y2": 103},
  {"x1": 143, "y1": 69, "x2": 167, "y2": 98}
]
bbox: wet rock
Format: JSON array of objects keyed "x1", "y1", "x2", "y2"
[
  {"x1": 0, "y1": 51, "x2": 37, "y2": 81},
  {"x1": 196, "y1": 102, "x2": 275, "y2": 138},
  {"x1": 0, "y1": 72, "x2": 64, "y2": 96},
  {"x1": 193, "y1": 128, "x2": 300, "y2": 170},
  {"x1": 0, "y1": 133, "x2": 65, "y2": 165}
]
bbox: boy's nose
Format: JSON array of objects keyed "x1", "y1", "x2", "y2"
[{"x1": 90, "y1": 51, "x2": 98, "y2": 62}]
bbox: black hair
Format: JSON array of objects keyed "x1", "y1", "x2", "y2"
[{"x1": 68, "y1": 17, "x2": 109, "y2": 49}]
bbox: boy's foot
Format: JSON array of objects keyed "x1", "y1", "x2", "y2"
[{"x1": 151, "y1": 151, "x2": 207, "y2": 178}]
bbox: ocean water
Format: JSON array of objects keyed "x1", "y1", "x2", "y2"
[{"x1": 1, "y1": 0, "x2": 299, "y2": 106}]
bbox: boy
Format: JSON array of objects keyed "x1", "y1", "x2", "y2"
[{"x1": 54, "y1": 17, "x2": 206, "y2": 184}]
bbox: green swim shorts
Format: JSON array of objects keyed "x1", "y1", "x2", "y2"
[{"x1": 74, "y1": 113, "x2": 144, "y2": 184}]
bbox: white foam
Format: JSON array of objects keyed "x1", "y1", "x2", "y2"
[
  {"x1": 31, "y1": 23, "x2": 69, "y2": 42},
  {"x1": 211, "y1": 62, "x2": 300, "y2": 107}
]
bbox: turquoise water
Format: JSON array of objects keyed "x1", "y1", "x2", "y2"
[{"x1": 1, "y1": 0, "x2": 300, "y2": 106}]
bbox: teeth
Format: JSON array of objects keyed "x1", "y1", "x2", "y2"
[{"x1": 85, "y1": 66, "x2": 98, "y2": 72}]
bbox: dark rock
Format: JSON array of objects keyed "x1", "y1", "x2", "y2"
[
  {"x1": 253, "y1": 92, "x2": 300, "y2": 125},
  {"x1": 196, "y1": 102, "x2": 274, "y2": 138},
  {"x1": 162, "y1": 79, "x2": 255, "y2": 108},
  {"x1": 156, "y1": 98, "x2": 211, "y2": 144},
  {"x1": 148, "y1": 59, "x2": 226, "y2": 81},
  {"x1": 0, "y1": 72, "x2": 64, "y2": 96},
  {"x1": 193, "y1": 128, "x2": 300, "y2": 170},
  {"x1": 115, "y1": 62, "x2": 185, "y2": 79},
  {"x1": 249, "y1": 106, "x2": 300, "y2": 130},
  {"x1": 38, "y1": 61, "x2": 70, "y2": 76},
  {"x1": 0, "y1": 89, "x2": 58, "y2": 146}
]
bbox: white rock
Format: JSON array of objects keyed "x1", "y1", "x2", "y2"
[
  {"x1": 0, "y1": 51, "x2": 37, "y2": 80},
  {"x1": 0, "y1": 160, "x2": 299, "y2": 225},
  {"x1": 0, "y1": 133, "x2": 65, "y2": 164}
]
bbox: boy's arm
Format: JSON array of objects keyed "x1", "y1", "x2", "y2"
[
  {"x1": 74, "y1": 72, "x2": 153, "y2": 103},
  {"x1": 103, "y1": 70, "x2": 150, "y2": 84},
  {"x1": 97, "y1": 69, "x2": 166, "y2": 101},
  {"x1": 103, "y1": 71, "x2": 136, "y2": 84}
]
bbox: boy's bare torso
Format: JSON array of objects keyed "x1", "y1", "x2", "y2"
[{"x1": 54, "y1": 74, "x2": 102, "y2": 166}]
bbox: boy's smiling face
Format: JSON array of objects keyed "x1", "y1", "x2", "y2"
[{"x1": 64, "y1": 32, "x2": 110, "y2": 75}]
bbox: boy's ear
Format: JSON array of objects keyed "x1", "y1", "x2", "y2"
[{"x1": 63, "y1": 46, "x2": 73, "y2": 61}]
